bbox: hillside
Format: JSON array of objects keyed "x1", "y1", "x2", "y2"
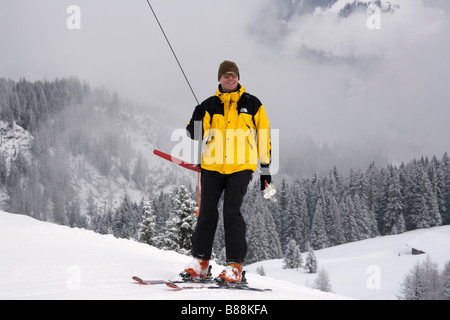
[
  {"x1": 1, "y1": 210, "x2": 448, "y2": 301},
  {"x1": 0, "y1": 211, "x2": 347, "y2": 301},
  {"x1": 0, "y1": 78, "x2": 193, "y2": 226},
  {"x1": 246, "y1": 224, "x2": 450, "y2": 300}
]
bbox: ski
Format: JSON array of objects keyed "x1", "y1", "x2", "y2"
[
  {"x1": 132, "y1": 276, "x2": 214, "y2": 285},
  {"x1": 166, "y1": 282, "x2": 272, "y2": 292},
  {"x1": 153, "y1": 149, "x2": 202, "y2": 173},
  {"x1": 132, "y1": 276, "x2": 184, "y2": 285}
]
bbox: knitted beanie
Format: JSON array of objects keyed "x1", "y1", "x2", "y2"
[{"x1": 218, "y1": 60, "x2": 240, "y2": 81}]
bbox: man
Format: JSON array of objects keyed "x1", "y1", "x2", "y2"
[{"x1": 182, "y1": 60, "x2": 272, "y2": 284}]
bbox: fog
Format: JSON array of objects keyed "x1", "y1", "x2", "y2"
[{"x1": 1, "y1": 0, "x2": 450, "y2": 166}]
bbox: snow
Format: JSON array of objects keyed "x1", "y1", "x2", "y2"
[
  {"x1": 0, "y1": 121, "x2": 34, "y2": 173},
  {"x1": 1, "y1": 210, "x2": 448, "y2": 300},
  {"x1": 0, "y1": 211, "x2": 345, "y2": 300},
  {"x1": 246, "y1": 226, "x2": 450, "y2": 300},
  {"x1": 329, "y1": 0, "x2": 401, "y2": 13}
]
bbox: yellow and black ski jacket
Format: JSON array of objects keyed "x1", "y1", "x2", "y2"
[{"x1": 187, "y1": 84, "x2": 271, "y2": 174}]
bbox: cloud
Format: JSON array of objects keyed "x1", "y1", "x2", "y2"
[
  {"x1": 249, "y1": 0, "x2": 450, "y2": 160},
  {"x1": 1, "y1": 0, "x2": 449, "y2": 164}
]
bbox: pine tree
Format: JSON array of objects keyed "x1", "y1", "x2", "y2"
[
  {"x1": 112, "y1": 195, "x2": 140, "y2": 239},
  {"x1": 382, "y1": 165, "x2": 405, "y2": 235},
  {"x1": 441, "y1": 153, "x2": 450, "y2": 224},
  {"x1": 283, "y1": 239, "x2": 303, "y2": 270},
  {"x1": 246, "y1": 211, "x2": 266, "y2": 263},
  {"x1": 163, "y1": 185, "x2": 197, "y2": 255},
  {"x1": 261, "y1": 197, "x2": 283, "y2": 260},
  {"x1": 132, "y1": 151, "x2": 148, "y2": 188},
  {"x1": 310, "y1": 189, "x2": 329, "y2": 249},
  {"x1": 138, "y1": 198, "x2": 156, "y2": 246},
  {"x1": 296, "y1": 182, "x2": 311, "y2": 251},
  {"x1": 327, "y1": 195, "x2": 345, "y2": 246},
  {"x1": 152, "y1": 191, "x2": 171, "y2": 246},
  {"x1": 276, "y1": 179, "x2": 290, "y2": 249},
  {"x1": 443, "y1": 260, "x2": 450, "y2": 299},
  {"x1": 313, "y1": 268, "x2": 333, "y2": 293},
  {"x1": 283, "y1": 193, "x2": 301, "y2": 252},
  {"x1": 365, "y1": 162, "x2": 382, "y2": 219},
  {"x1": 341, "y1": 195, "x2": 358, "y2": 242},
  {"x1": 256, "y1": 265, "x2": 266, "y2": 276},
  {"x1": 176, "y1": 186, "x2": 197, "y2": 254},
  {"x1": 414, "y1": 170, "x2": 442, "y2": 229},
  {"x1": 245, "y1": 190, "x2": 282, "y2": 263},
  {"x1": 430, "y1": 157, "x2": 446, "y2": 217},
  {"x1": 0, "y1": 152, "x2": 7, "y2": 185},
  {"x1": 399, "y1": 256, "x2": 447, "y2": 300},
  {"x1": 305, "y1": 247, "x2": 318, "y2": 274},
  {"x1": 353, "y1": 194, "x2": 373, "y2": 240}
]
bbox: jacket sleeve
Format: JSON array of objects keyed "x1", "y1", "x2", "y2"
[
  {"x1": 186, "y1": 115, "x2": 198, "y2": 140},
  {"x1": 254, "y1": 104, "x2": 271, "y2": 168},
  {"x1": 186, "y1": 108, "x2": 211, "y2": 141}
]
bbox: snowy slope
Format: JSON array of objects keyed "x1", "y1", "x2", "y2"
[
  {"x1": 1, "y1": 211, "x2": 448, "y2": 300},
  {"x1": 246, "y1": 225, "x2": 450, "y2": 300},
  {"x1": 0, "y1": 211, "x2": 346, "y2": 300}
]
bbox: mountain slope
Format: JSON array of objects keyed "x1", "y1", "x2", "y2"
[
  {"x1": 246, "y1": 224, "x2": 450, "y2": 299},
  {"x1": 2, "y1": 210, "x2": 449, "y2": 300},
  {"x1": 0, "y1": 211, "x2": 347, "y2": 300},
  {"x1": 0, "y1": 78, "x2": 194, "y2": 227}
]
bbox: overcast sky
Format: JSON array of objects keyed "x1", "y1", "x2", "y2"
[{"x1": 1, "y1": 0, "x2": 449, "y2": 163}]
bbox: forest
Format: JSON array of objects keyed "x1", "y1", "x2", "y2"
[
  {"x1": 124, "y1": 152, "x2": 450, "y2": 265},
  {"x1": 1, "y1": 77, "x2": 449, "y2": 265}
]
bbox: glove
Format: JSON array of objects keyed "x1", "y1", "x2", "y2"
[
  {"x1": 260, "y1": 174, "x2": 272, "y2": 191},
  {"x1": 260, "y1": 164, "x2": 271, "y2": 190},
  {"x1": 192, "y1": 105, "x2": 206, "y2": 121}
]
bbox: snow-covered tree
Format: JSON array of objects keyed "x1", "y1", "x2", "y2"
[
  {"x1": 256, "y1": 265, "x2": 266, "y2": 276},
  {"x1": 163, "y1": 185, "x2": 197, "y2": 255},
  {"x1": 399, "y1": 256, "x2": 446, "y2": 300},
  {"x1": 283, "y1": 192, "x2": 302, "y2": 252},
  {"x1": 352, "y1": 194, "x2": 374, "y2": 240},
  {"x1": 443, "y1": 260, "x2": 450, "y2": 299},
  {"x1": 276, "y1": 179, "x2": 289, "y2": 247},
  {"x1": 138, "y1": 198, "x2": 156, "y2": 246},
  {"x1": 310, "y1": 191, "x2": 329, "y2": 249},
  {"x1": 287, "y1": 182, "x2": 310, "y2": 252},
  {"x1": 414, "y1": 170, "x2": 442, "y2": 229},
  {"x1": 327, "y1": 195, "x2": 345, "y2": 246},
  {"x1": 441, "y1": 153, "x2": 450, "y2": 225},
  {"x1": 305, "y1": 247, "x2": 318, "y2": 274},
  {"x1": 313, "y1": 268, "x2": 333, "y2": 293},
  {"x1": 245, "y1": 188, "x2": 282, "y2": 264},
  {"x1": 132, "y1": 151, "x2": 149, "y2": 188},
  {"x1": 112, "y1": 194, "x2": 140, "y2": 239},
  {"x1": 381, "y1": 165, "x2": 405, "y2": 235},
  {"x1": 283, "y1": 239, "x2": 303, "y2": 270}
]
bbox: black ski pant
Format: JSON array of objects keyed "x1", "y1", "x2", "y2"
[{"x1": 191, "y1": 169, "x2": 253, "y2": 264}]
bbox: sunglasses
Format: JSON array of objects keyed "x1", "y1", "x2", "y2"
[{"x1": 222, "y1": 72, "x2": 238, "y2": 79}]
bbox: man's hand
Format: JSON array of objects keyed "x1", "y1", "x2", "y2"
[{"x1": 260, "y1": 174, "x2": 271, "y2": 191}]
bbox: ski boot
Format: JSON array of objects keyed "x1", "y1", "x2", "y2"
[
  {"x1": 179, "y1": 258, "x2": 212, "y2": 283},
  {"x1": 215, "y1": 263, "x2": 247, "y2": 286}
]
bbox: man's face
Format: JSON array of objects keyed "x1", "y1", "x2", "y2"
[{"x1": 219, "y1": 72, "x2": 239, "y2": 92}]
